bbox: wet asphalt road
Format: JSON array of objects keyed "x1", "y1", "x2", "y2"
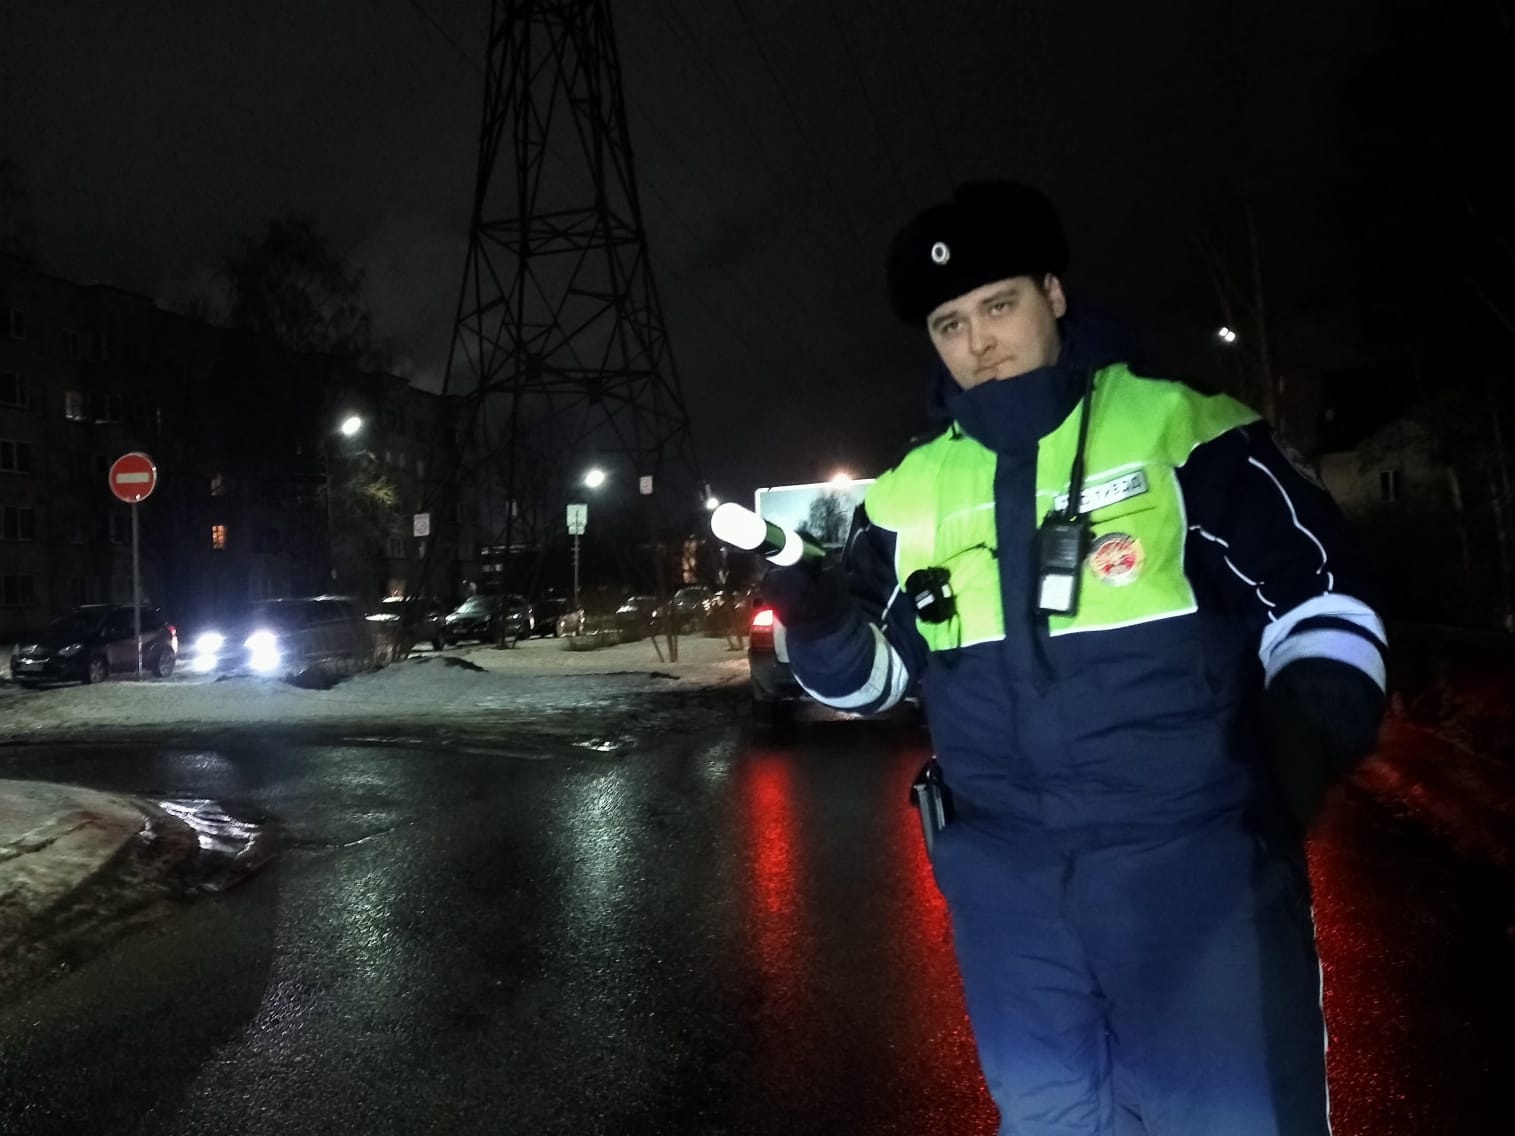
[
  {"x1": 0, "y1": 695, "x2": 996, "y2": 1136},
  {"x1": 0, "y1": 691, "x2": 1510, "y2": 1135}
]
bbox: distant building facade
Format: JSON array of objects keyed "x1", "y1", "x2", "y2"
[{"x1": 0, "y1": 253, "x2": 479, "y2": 640}]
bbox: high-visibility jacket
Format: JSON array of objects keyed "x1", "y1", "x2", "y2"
[{"x1": 788, "y1": 361, "x2": 1386, "y2": 832}]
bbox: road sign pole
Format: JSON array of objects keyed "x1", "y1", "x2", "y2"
[
  {"x1": 108, "y1": 452, "x2": 157, "y2": 679},
  {"x1": 566, "y1": 503, "x2": 588, "y2": 612},
  {"x1": 572, "y1": 532, "x2": 581, "y2": 611},
  {"x1": 132, "y1": 501, "x2": 142, "y2": 679}
]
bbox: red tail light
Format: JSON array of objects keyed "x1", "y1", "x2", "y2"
[{"x1": 749, "y1": 605, "x2": 776, "y2": 650}]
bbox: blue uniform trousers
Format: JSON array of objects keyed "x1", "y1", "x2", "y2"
[{"x1": 931, "y1": 814, "x2": 1329, "y2": 1135}]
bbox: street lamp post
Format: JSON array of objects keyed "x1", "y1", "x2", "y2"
[
  {"x1": 325, "y1": 414, "x2": 365, "y2": 588},
  {"x1": 568, "y1": 467, "x2": 605, "y2": 612},
  {"x1": 567, "y1": 502, "x2": 587, "y2": 610}
]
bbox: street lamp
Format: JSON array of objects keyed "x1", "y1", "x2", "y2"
[
  {"x1": 568, "y1": 467, "x2": 608, "y2": 610},
  {"x1": 325, "y1": 414, "x2": 365, "y2": 586}
]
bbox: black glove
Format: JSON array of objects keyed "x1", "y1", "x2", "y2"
[
  {"x1": 1265, "y1": 657, "x2": 1386, "y2": 831},
  {"x1": 761, "y1": 559, "x2": 852, "y2": 641}
]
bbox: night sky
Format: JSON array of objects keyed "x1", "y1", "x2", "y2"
[{"x1": 2, "y1": 0, "x2": 1394, "y2": 508}]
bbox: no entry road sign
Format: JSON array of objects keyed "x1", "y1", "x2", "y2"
[{"x1": 108, "y1": 451, "x2": 158, "y2": 503}]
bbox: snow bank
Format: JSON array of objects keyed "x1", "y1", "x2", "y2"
[{"x1": 0, "y1": 636, "x2": 750, "y2": 740}]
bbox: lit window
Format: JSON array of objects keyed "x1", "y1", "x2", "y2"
[{"x1": 211, "y1": 524, "x2": 228, "y2": 550}]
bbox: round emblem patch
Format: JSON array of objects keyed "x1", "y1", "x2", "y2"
[
  {"x1": 1087, "y1": 532, "x2": 1144, "y2": 586},
  {"x1": 930, "y1": 240, "x2": 950, "y2": 265}
]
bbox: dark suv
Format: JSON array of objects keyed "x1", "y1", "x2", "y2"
[
  {"x1": 9, "y1": 605, "x2": 179, "y2": 685},
  {"x1": 444, "y1": 594, "x2": 534, "y2": 643},
  {"x1": 663, "y1": 586, "x2": 715, "y2": 634},
  {"x1": 366, "y1": 595, "x2": 450, "y2": 652},
  {"x1": 188, "y1": 595, "x2": 374, "y2": 682}
]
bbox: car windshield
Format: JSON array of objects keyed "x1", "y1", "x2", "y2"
[
  {"x1": 247, "y1": 602, "x2": 309, "y2": 631},
  {"x1": 47, "y1": 610, "x2": 108, "y2": 637},
  {"x1": 454, "y1": 596, "x2": 498, "y2": 614}
]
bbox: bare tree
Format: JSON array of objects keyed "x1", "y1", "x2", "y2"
[
  {"x1": 1342, "y1": 0, "x2": 1515, "y2": 627},
  {"x1": 217, "y1": 214, "x2": 384, "y2": 366}
]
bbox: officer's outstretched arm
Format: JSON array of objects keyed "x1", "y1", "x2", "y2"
[{"x1": 763, "y1": 506, "x2": 925, "y2": 715}]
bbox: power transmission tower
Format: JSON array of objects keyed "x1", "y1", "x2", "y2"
[{"x1": 441, "y1": 0, "x2": 704, "y2": 598}]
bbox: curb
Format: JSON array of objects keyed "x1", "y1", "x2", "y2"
[{"x1": 0, "y1": 799, "x2": 200, "y2": 995}]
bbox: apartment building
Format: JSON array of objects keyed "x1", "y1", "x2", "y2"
[{"x1": 0, "y1": 253, "x2": 478, "y2": 640}]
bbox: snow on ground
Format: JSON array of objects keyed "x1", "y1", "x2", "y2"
[{"x1": 0, "y1": 636, "x2": 751, "y2": 741}]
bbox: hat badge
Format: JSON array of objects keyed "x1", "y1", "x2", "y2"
[{"x1": 930, "y1": 241, "x2": 950, "y2": 266}]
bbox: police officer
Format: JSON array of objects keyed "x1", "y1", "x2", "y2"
[{"x1": 764, "y1": 181, "x2": 1386, "y2": 1135}]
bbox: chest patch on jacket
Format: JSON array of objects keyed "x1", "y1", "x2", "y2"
[
  {"x1": 1054, "y1": 468, "x2": 1149, "y2": 514},
  {"x1": 1088, "y1": 532, "x2": 1145, "y2": 585}
]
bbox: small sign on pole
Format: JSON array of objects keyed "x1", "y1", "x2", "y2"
[
  {"x1": 639, "y1": 475, "x2": 654, "y2": 496},
  {"x1": 108, "y1": 452, "x2": 157, "y2": 680},
  {"x1": 566, "y1": 504, "x2": 588, "y2": 610},
  {"x1": 413, "y1": 512, "x2": 431, "y2": 538}
]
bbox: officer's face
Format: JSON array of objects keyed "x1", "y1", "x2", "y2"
[{"x1": 926, "y1": 274, "x2": 1066, "y2": 389}]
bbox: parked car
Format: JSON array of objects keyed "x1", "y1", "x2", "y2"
[
  {"x1": 747, "y1": 599, "x2": 806, "y2": 728},
  {"x1": 9, "y1": 604, "x2": 178, "y2": 686},
  {"x1": 529, "y1": 595, "x2": 570, "y2": 638},
  {"x1": 613, "y1": 594, "x2": 659, "y2": 641},
  {"x1": 189, "y1": 595, "x2": 374, "y2": 683},
  {"x1": 747, "y1": 577, "x2": 922, "y2": 730},
  {"x1": 707, "y1": 588, "x2": 756, "y2": 639},
  {"x1": 444, "y1": 594, "x2": 534, "y2": 643},
  {"x1": 366, "y1": 595, "x2": 450, "y2": 652},
  {"x1": 661, "y1": 585, "x2": 715, "y2": 634}
]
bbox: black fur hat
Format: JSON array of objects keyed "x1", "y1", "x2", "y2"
[{"x1": 886, "y1": 181, "x2": 1069, "y2": 326}]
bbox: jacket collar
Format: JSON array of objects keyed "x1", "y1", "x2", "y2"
[
  {"x1": 927, "y1": 306, "x2": 1133, "y2": 455},
  {"x1": 946, "y1": 363, "x2": 1083, "y2": 455}
]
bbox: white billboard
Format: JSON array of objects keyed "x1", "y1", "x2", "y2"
[{"x1": 753, "y1": 478, "x2": 874, "y2": 550}]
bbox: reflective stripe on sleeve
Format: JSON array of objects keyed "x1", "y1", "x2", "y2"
[
  {"x1": 797, "y1": 623, "x2": 911, "y2": 712},
  {"x1": 1260, "y1": 593, "x2": 1387, "y2": 689}
]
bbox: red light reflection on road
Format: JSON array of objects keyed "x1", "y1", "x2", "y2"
[
  {"x1": 1310, "y1": 760, "x2": 1512, "y2": 1134},
  {"x1": 741, "y1": 748, "x2": 810, "y2": 983},
  {"x1": 883, "y1": 761, "x2": 998, "y2": 1128}
]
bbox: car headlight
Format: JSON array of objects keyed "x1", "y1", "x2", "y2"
[
  {"x1": 245, "y1": 629, "x2": 283, "y2": 673},
  {"x1": 194, "y1": 631, "x2": 225, "y2": 654},
  {"x1": 57, "y1": 642, "x2": 84, "y2": 657}
]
